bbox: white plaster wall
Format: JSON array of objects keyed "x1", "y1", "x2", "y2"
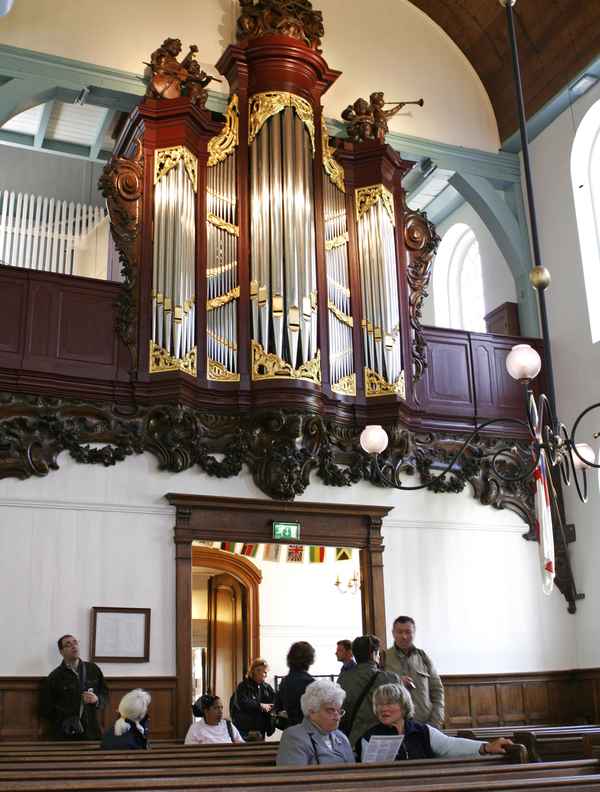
[
  {"x1": 527, "y1": 81, "x2": 600, "y2": 669},
  {"x1": 0, "y1": 0, "x2": 499, "y2": 151},
  {"x1": 422, "y1": 202, "x2": 516, "y2": 328},
  {"x1": 0, "y1": 450, "x2": 575, "y2": 678}
]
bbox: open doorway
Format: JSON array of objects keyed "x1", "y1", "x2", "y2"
[
  {"x1": 170, "y1": 494, "x2": 390, "y2": 738},
  {"x1": 191, "y1": 545, "x2": 261, "y2": 715}
]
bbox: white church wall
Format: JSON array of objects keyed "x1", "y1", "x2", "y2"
[
  {"x1": 527, "y1": 80, "x2": 600, "y2": 669},
  {"x1": 422, "y1": 202, "x2": 517, "y2": 329},
  {"x1": 0, "y1": 0, "x2": 500, "y2": 151},
  {"x1": 0, "y1": 450, "x2": 576, "y2": 679}
]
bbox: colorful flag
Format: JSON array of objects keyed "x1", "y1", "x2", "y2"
[
  {"x1": 309, "y1": 546, "x2": 325, "y2": 563},
  {"x1": 287, "y1": 544, "x2": 304, "y2": 563},
  {"x1": 335, "y1": 547, "x2": 353, "y2": 562},
  {"x1": 220, "y1": 541, "x2": 237, "y2": 553},
  {"x1": 529, "y1": 394, "x2": 555, "y2": 595},
  {"x1": 263, "y1": 544, "x2": 282, "y2": 562},
  {"x1": 241, "y1": 543, "x2": 259, "y2": 558}
]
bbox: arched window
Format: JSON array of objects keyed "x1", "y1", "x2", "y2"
[
  {"x1": 433, "y1": 223, "x2": 486, "y2": 332},
  {"x1": 571, "y1": 98, "x2": 600, "y2": 343}
]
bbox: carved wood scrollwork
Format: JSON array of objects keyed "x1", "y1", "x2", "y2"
[
  {"x1": 0, "y1": 392, "x2": 582, "y2": 613},
  {"x1": 403, "y1": 208, "x2": 440, "y2": 384},
  {"x1": 237, "y1": 0, "x2": 324, "y2": 51},
  {"x1": 98, "y1": 140, "x2": 144, "y2": 370}
]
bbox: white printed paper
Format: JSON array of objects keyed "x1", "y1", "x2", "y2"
[{"x1": 361, "y1": 735, "x2": 403, "y2": 763}]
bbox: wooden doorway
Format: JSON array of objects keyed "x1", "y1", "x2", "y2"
[
  {"x1": 191, "y1": 545, "x2": 261, "y2": 714},
  {"x1": 168, "y1": 494, "x2": 391, "y2": 738}
]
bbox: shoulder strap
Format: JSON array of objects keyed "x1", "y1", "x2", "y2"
[
  {"x1": 308, "y1": 733, "x2": 321, "y2": 765},
  {"x1": 225, "y1": 719, "x2": 234, "y2": 742},
  {"x1": 78, "y1": 661, "x2": 87, "y2": 692},
  {"x1": 418, "y1": 649, "x2": 433, "y2": 675},
  {"x1": 345, "y1": 671, "x2": 379, "y2": 734}
]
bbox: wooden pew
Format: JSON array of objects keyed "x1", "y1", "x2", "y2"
[
  {"x1": 0, "y1": 758, "x2": 599, "y2": 792},
  {"x1": 455, "y1": 726, "x2": 600, "y2": 762}
]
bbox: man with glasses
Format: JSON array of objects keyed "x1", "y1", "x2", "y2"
[{"x1": 41, "y1": 634, "x2": 108, "y2": 739}]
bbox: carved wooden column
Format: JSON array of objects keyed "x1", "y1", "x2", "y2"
[
  {"x1": 359, "y1": 515, "x2": 387, "y2": 641},
  {"x1": 174, "y1": 507, "x2": 193, "y2": 739}
]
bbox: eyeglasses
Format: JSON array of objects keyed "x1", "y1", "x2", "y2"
[{"x1": 323, "y1": 707, "x2": 345, "y2": 717}]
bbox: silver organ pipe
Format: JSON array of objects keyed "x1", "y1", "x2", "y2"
[
  {"x1": 322, "y1": 125, "x2": 355, "y2": 396},
  {"x1": 248, "y1": 92, "x2": 320, "y2": 384},
  {"x1": 206, "y1": 95, "x2": 240, "y2": 382},
  {"x1": 355, "y1": 185, "x2": 404, "y2": 397},
  {"x1": 150, "y1": 146, "x2": 197, "y2": 376}
]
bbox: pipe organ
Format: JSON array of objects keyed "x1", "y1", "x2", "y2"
[
  {"x1": 355, "y1": 185, "x2": 404, "y2": 398},
  {"x1": 249, "y1": 93, "x2": 319, "y2": 382},
  {"x1": 151, "y1": 147, "x2": 197, "y2": 374},
  {"x1": 207, "y1": 96, "x2": 240, "y2": 381},
  {"x1": 102, "y1": 0, "x2": 438, "y2": 411}
]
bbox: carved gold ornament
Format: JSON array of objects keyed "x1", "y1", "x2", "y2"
[
  {"x1": 206, "y1": 286, "x2": 240, "y2": 312},
  {"x1": 207, "y1": 358, "x2": 240, "y2": 382},
  {"x1": 321, "y1": 123, "x2": 345, "y2": 193},
  {"x1": 208, "y1": 95, "x2": 240, "y2": 167},
  {"x1": 355, "y1": 184, "x2": 395, "y2": 226},
  {"x1": 364, "y1": 367, "x2": 405, "y2": 399},
  {"x1": 325, "y1": 232, "x2": 349, "y2": 251},
  {"x1": 332, "y1": 373, "x2": 356, "y2": 396},
  {"x1": 327, "y1": 300, "x2": 354, "y2": 328},
  {"x1": 154, "y1": 146, "x2": 198, "y2": 191},
  {"x1": 248, "y1": 92, "x2": 315, "y2": 153},
  {"x1": 252, "y1": 341, "x2": 321, "y2": 384},
  {"x1": 207, "y1": 212, "x2": 240, "y2": 237},
  {"x1": 149, "y1": 340, "x2": 197, "y2": 377}
]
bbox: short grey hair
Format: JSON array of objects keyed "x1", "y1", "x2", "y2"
[
  {"x1": 301, "y1": 679, "x2": 345, "y2": 716},
  {"x1": 372, "y1": 683, "x2": 415, "y2": 719},
  {"x1": 114, "y1": 688, "x2": 151, "y2": 736}
]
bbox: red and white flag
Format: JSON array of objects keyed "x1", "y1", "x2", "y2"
[{"x1": 529, "y1": 394, "x2": 555, "y2": 595}]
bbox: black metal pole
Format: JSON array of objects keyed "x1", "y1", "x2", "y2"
[{"x1": 504, "y1": 0, "x2": 559, "y2": 426}]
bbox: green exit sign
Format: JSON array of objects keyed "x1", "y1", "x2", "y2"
[{"x1": 272, "y1": 521, "x2": 301, "y2": 541}]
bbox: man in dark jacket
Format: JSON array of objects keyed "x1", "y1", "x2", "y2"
[{"x1": 41, "y1": 634, "x2": 108, "y2": 739}]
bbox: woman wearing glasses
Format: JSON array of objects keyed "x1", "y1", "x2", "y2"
[
  {"x1": 358, "y1": 683, "x2": 512, "y2": 760},
  {"x1": 276, "y1": 679, "x2": 355, "y2": 766}
]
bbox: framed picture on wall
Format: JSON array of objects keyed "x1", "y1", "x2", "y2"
[{"x1": 90, "y1": 607, "x2": 151, "y2": 662}]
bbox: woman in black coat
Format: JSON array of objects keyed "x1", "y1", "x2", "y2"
[
  {"x1": 231, "y1": 658, "x2": 276, "y2": 739},
  {"x1": 274, "y1": 641, "x2": 315, "y2": 729},
  {"x1": 101, "y1": 689, "x2": 151, "y2": 750}
]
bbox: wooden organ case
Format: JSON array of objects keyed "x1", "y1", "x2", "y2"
[{"x1": 103, "y1": 4, "x2": 438, "y2": 417}]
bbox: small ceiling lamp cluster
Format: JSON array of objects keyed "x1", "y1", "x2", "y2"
[{"x1": 360, "y1": 0, "x2": 600, "y2": 506}]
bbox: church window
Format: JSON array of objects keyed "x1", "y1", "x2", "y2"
[
  {"x1": 571, "y1": 97, "x2": 600, "y2": 343},
  {"x1": 433, "y1": 223, "x2": 486, "y2": 332}
]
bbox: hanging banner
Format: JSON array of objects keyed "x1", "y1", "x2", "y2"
[
  {"x1": 309, "y1": 546, "x2": 325, "y2": 563},
  {"x1": 287, "y1": 544, "x2": 305, "y2": 563},
  {"x1": 241, "y1": 543, "x2": 259, "y2": 558},
  {"x1": 263, "y1": 544, "x2": 282, "y2": 562},
  {"x1": 335, "y1": 547, "x2": 353, "y2": 561},
  {"x1": 220, "y1": 541, "x2": 237, "y2": 553}
]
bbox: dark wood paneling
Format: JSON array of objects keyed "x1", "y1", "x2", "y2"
[
  {"x1": 0, "y1": 274, "x2": 27, "y2": 366},
  {"x1": 0, "y1": 677, "x2": 176, "y2": 741},
  {"x1": 417, "y1": 329, "x2": 474, "y2": 417},
  {"x1": 0, "y1": 267, "x2": 127, "y2": 383},
  {"x1": 2, "y1": 670, "x2": 600, "y2": 741}
]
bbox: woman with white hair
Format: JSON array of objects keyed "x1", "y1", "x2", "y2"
[
  {"x1": 358, "y1": 683, "x2": 512, "y2": 761},
  {"x1": 276, "y1": 679, "x2": 355, "y2": 766},
  {"x1": 101, "y1": 689, "x2": 151, "y2": 750}
]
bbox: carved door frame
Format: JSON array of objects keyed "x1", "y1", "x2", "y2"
[{"x1": 167, "y1": 493, "x2": 391, "y2": 739}]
